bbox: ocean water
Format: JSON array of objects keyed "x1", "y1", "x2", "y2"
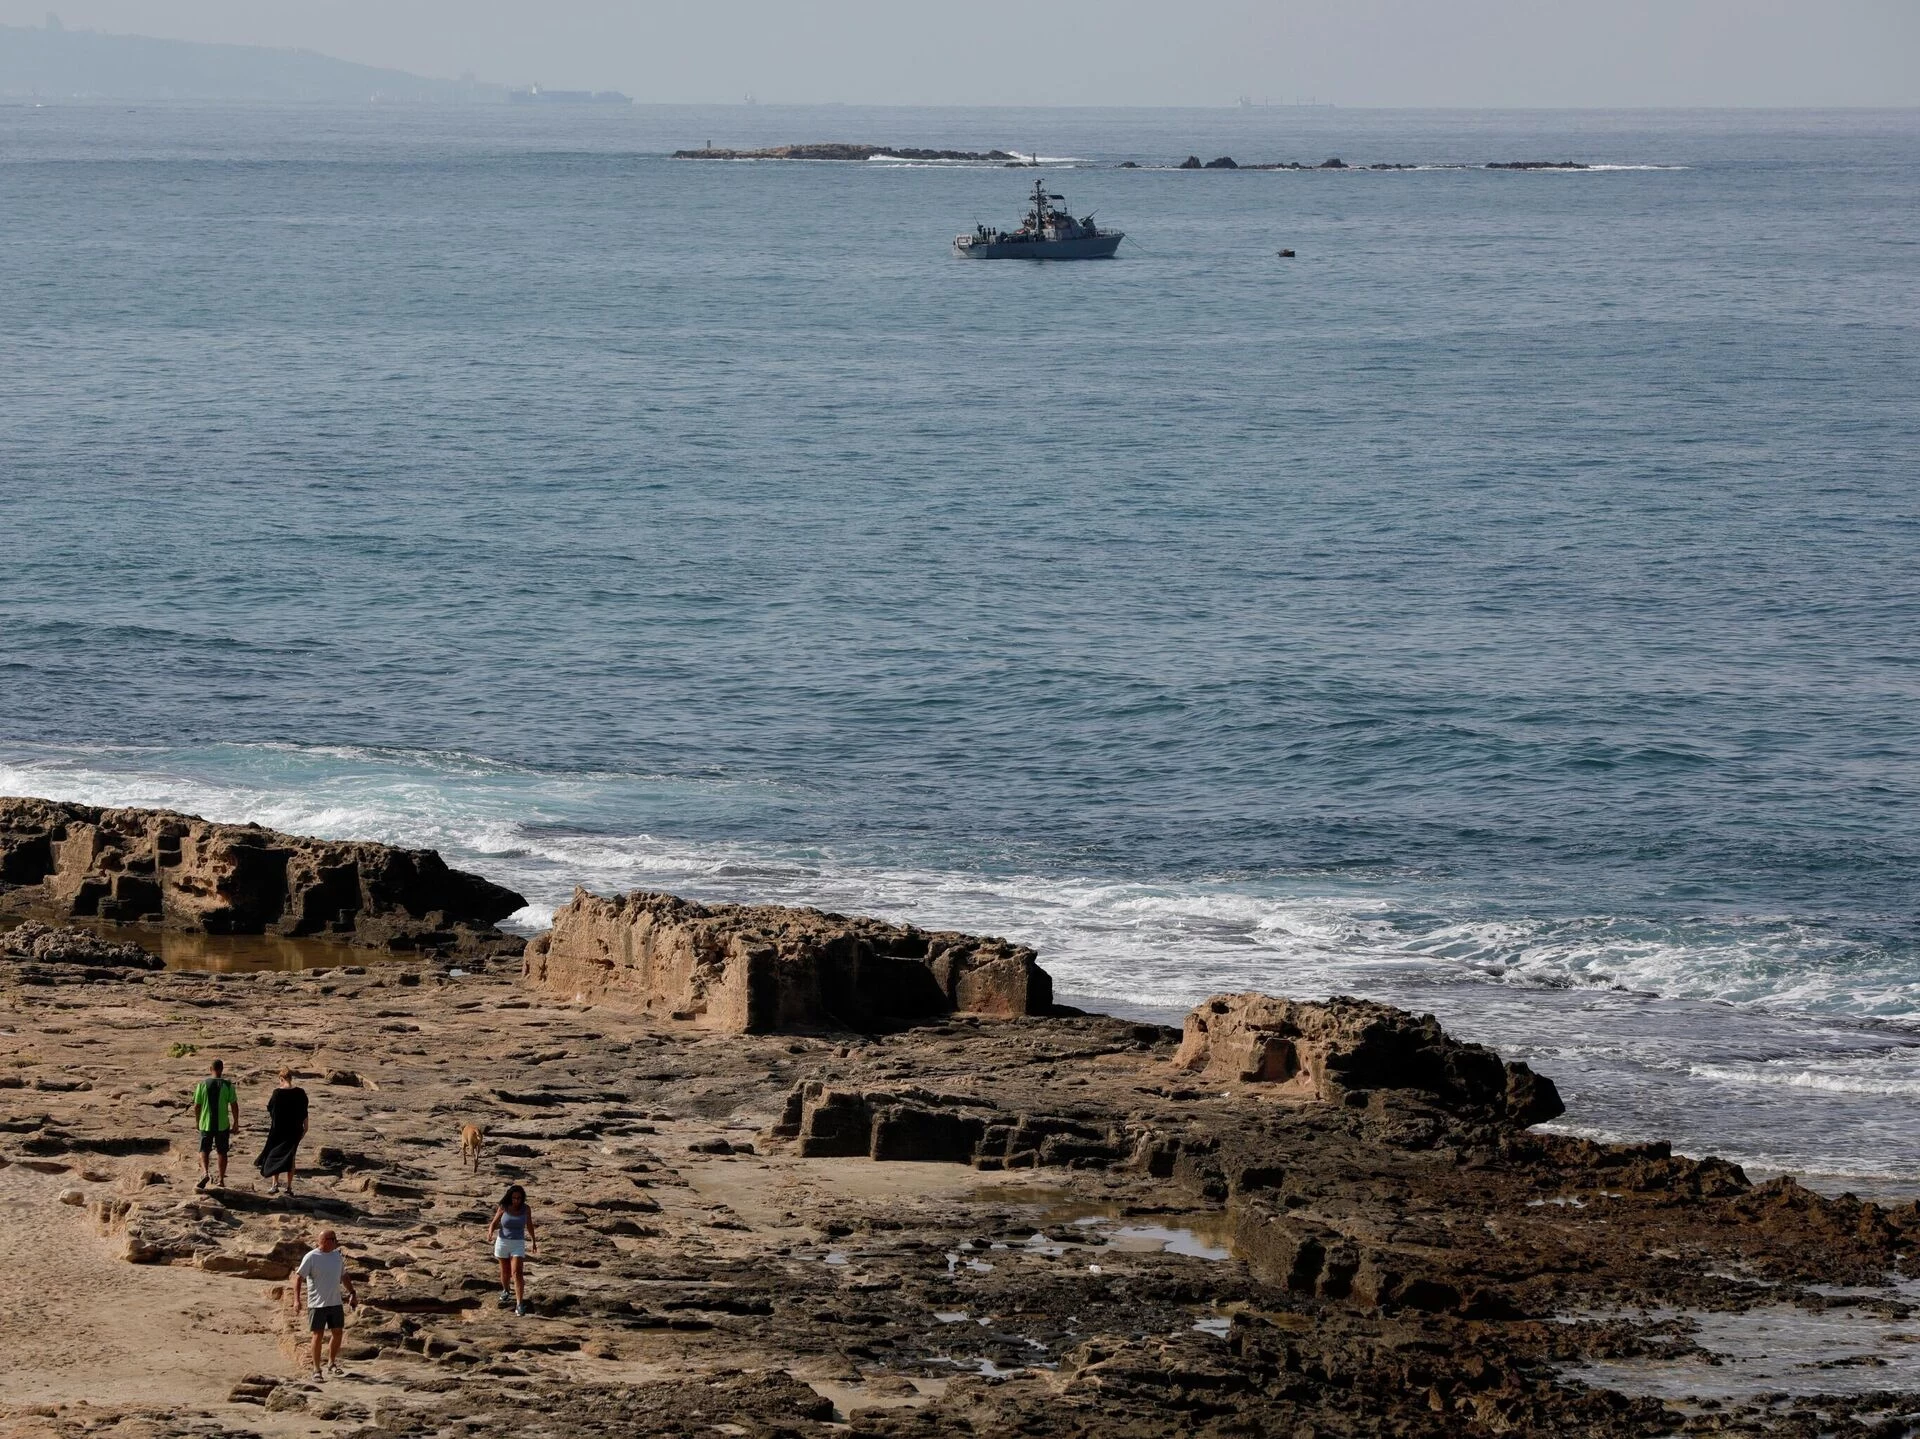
[{"x1": 2, "y1": 103, "x2": 1917, "y2": 1190}]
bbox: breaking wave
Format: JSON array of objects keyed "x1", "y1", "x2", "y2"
[
  {"x1": 2, "y1": 740, "x2": 1911, "y2": 1021},
  {"x1": 8, "y1": 739, "x2": 1920, "y2": 1186}
]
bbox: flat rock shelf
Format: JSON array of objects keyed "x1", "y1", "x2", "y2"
[{"x1": 5, "y1": 908, "x2": 1920, "y2": 1436}]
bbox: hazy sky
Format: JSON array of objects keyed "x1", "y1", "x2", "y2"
[{"x1": 8, "y1": 0, "x2": 1918, "y2": 106}]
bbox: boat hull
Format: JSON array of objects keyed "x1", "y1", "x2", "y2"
[{"x1": 954, "y1": 232, "x2": 1124, "y2": 260}]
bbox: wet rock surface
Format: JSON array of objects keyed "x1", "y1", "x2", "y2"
[
  {"x1": 3, "y1": 931, "x2": 1919, "y2": 1437},
  {"x1": 0, "y1": 797, "x2": 525, "y2": 955}
]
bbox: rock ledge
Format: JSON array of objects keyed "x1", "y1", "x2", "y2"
[
  {"x1": 0, "y1": 796, "x2": 525, "y2": 952},
  {"x1": 523, "y1": 887, "x2": 1052, "y2": 1032}
]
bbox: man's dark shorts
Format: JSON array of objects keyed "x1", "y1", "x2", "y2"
[
  {"x1": 199, "y1": 1129, "x2": 231, "y2": 1157},
  {"x1": 309, "y1": 1305, "x2": 345, "y2": 1333}
]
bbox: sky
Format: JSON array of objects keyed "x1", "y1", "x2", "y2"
[{"x1": 6, "y1": 0, "x2": 1918, "y2": 107}]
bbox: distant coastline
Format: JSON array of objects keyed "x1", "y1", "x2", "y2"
[
  {"x1": 0, "y1": 21, "x2": 518, "y2": 104},
  {"x1": 510, "y1": 84, "x2": 632, "y2": 107}
]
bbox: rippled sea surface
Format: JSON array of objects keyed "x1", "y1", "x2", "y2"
[{"x1": 2, "y1": 103, "x2": 1916, "y2": 1188}]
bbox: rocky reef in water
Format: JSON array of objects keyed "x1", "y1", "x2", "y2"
[
  {"x1": 0, "y1": 797, "x2": 525, "y2": 956},
  {"x1": 1171, "y1": 156, "x2": 1589, "y2": 171},
  {"x1": 672, "y1": 143, "x2": 1020, "y2": 162}
]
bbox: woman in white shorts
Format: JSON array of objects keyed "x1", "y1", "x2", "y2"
[{"x1": 487, "y1": 1184, "x2": 538, "y2": 1316}]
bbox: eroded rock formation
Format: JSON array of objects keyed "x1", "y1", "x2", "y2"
[
  {"x1": 769, "y1": 1079, "x2": 1133, "y2": 1168},
  {"x1": 0, "y1": 919, "x2": 162, "y2": 970},
  {"x1": 522, "y1": 887, "x2": 1052, "y2": 1032},
  {"x1": 0, "y1": 797, "x2": 525, "y2": 952},
  {"x1": 1173, "y1": 991, "x2": 1564, "y2": 1124},
  {"x1": 763, "y1": 994, "x2": 1564, "y2": 1175}
]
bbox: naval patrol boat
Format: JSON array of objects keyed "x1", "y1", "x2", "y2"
[{"x1": 954, "y1": 178, "x2": 1123, "y2": 260}]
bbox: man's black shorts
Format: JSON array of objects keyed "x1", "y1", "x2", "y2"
[
  {"x1": 198, "y1": 1129, "x2": 231, "y2": 1157},
  {"x1": 309, "y1": 1304, "x2": 345, "y2": 1333}
]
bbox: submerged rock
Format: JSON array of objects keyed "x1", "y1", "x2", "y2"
[
  {"x1": 0, "y1": 796, "x2": 524, "y2": 952},
  {"x1": 522, "y1": 887, "x2": 1052, "y2": 1032}
]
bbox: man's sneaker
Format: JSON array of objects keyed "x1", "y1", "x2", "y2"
[
  {"x1": 515, "y1": 1301, "x2": 526, "y2": 1317},
  {"x1": 195, "y1": 1176, "x2": 209, "y2": 1192},
  {"x1": 497, "y1": 1289, "x2": 513, "y2": 1307}
]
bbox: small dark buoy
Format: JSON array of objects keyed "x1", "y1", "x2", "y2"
[{"x1": 1277, "y1": 248, "x2": 1296, "y2": 258}]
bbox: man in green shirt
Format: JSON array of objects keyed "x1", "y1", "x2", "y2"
[{"x1": 193, "y1": 1058, "x2": 240, "y2": 1191}]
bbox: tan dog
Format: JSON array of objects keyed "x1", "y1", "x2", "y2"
[{"x1": 459, "y1": 1123, "x2": 485, "y2": 1173}]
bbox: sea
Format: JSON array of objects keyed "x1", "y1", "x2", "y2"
[{"x1": 2, "y1": 102, "x2": 1916, "y2": 1193}]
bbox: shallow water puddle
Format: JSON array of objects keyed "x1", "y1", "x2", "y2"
[
  {"x1": 1108, "y1": 1223, "x2": 1232, "y2": 1261},
  {"x1": 965, "y1": 1184, "x2": 1235, "y2": 1262},
  {"x1": 0, "y1": 913, "x2": 397, "y2": 973},
  {"x1": 1567, "y1": 1281, "x2": 1920, "y2": 1401}
]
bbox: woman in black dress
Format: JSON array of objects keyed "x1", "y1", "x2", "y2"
[{"x1": 257, "y1": 1067, "x2": 309, "y2": 1195}]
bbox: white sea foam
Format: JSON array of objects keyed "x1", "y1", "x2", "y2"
[
  {"x1": 3, "y1": 742, "x2": 1914, "y2": 1022},
  {"x1": 1690, "y1": 1058, "x2": 1920, "y2": 1099},
  {"x1": 8, "y1": 740, "x2": 1920, "y2": 1186}
]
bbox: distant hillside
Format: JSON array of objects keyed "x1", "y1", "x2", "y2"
[{"x1": 0, "y1": 23, "x2": 506, "y2": 102}]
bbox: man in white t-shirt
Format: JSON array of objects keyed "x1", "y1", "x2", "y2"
[{"x1": 292, "y1": 1229, "x2": 359, "y2": 1379}]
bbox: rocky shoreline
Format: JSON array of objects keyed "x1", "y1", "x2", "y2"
[
  {"x1": 3, "y1": 800, "x2": 1918, "y2": 1437},
  {"x1": 0, "y1": 797, "x2": 525, "y2": 958}
]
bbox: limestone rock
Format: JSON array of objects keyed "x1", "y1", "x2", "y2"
[
  {"x1": 1173, "y1": 992, "x2": 1563, "y2": 1124},
  {"x1": 771, "y1": 1080, "x2": 1127, "y2": 1169},
  {"x1": 0, "y1": 796, "x2": 524, "y2": 952},
  {"x1": 522, "y1": 888, "x2": 1051, "y2": 1032},
  {"x1": 1503, "y1": 1058, "x2": 1565, "y2": 1126},
  {"x1": 870, "y1": 1104, "x2": 986, "y2": 1163},
  {"x1": 197, "y1": 1238, "x2": 306, "y2": 1279},
  {"x1": 0, "y1": 921, "x2": 161, "y2": 969},
  {"x1": 228, "y1": 1375, "x2": 282, "y2": 1406}
]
